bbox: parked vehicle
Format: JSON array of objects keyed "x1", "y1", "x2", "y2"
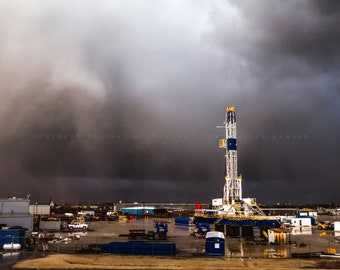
[
  {"x1": 317, "y1": 221, "x2": 333, "y2": 230},
  {"x1": 68, "y1": 222, "x2": 88, "y2": 230}
]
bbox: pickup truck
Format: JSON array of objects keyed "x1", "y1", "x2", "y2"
[{"x1": 68, "y1": 222, "x2": 88, "y2": 230}]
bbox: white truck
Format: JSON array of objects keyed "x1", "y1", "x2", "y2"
[{"x1": 68, "y1": 222, "x2": 88, "y2": 230}]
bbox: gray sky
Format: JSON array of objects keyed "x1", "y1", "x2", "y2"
[{"x1": 0, "y1": 0, "x2": 339, "y2": 205}]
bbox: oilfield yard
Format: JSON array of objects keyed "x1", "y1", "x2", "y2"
[
  {"x1": 2, "y1": 213, "x2": 340, "y2": 269},
  {"x1": 29, "y1": 215, "x2": 340, "y2": 256}
]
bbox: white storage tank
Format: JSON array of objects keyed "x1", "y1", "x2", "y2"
[{"x1": 3, "y1": 243, "x2": 21, "y2": 250}]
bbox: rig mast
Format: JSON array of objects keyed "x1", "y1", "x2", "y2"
[
  {"x1": 220, "y1": 106, "x2": 242, "y2": 204},
  {"x1": 217, "y1": 106, "x2": 265, "y2": 216}
]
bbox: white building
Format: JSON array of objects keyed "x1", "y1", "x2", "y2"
[
  {"x1": 334, "y1": 221, "x2": 340, "y2": 232},
  {"x1": 290, "y1": 217, "x2": 312, "y2": 227},
  {"x1": 0, "y1": 197, "x2": 33, "y2": 231},
  {"x1": 29, "y1": 204, "x2": 50, "y2": 216}
]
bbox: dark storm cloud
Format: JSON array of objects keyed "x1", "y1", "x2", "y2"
[
  {"x1": 0, "y1": 1, "x2": 338, "y2": 204},
  {"x1": 210, "y1": 0, "x2": 340, "y2": 203}
]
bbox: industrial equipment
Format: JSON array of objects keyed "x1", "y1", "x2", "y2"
[
  {"x1": 317, "y1": 221, "x2": 334, "y2": 230},
  {"x1": 119, "y1": 222, "x2": 169, "y2": 241},
  {"x1": 155, "y1": 222, "x2": 168, "y2": 240},
  {"x1": 193, "y1": 106, "x2": 280, "y2": 228},
  {"x1": 191, "y1": 223, "x2": 210, "y2": 238}
]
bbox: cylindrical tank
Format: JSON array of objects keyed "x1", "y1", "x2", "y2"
[{"x1": 3, "y1": 243, "x2": 21, "y2": 250}]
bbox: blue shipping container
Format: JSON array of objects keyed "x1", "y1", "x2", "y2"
[{"x1": 174, "y1": 217, "x2": 191, "y2": 226}]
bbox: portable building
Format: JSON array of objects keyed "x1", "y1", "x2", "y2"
[
  {"x1": 205, "y1": 231, "x2": 225, "y2": 256},
  {"x1": 39, "y1": 220, "x2": 61, "y2": 231},
  {"x1": 334, "y1": 222, "x2": 340, "y2": 232},
  {"x1": 290, "y1": 217, "x2": 311, "y2": 227}
]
